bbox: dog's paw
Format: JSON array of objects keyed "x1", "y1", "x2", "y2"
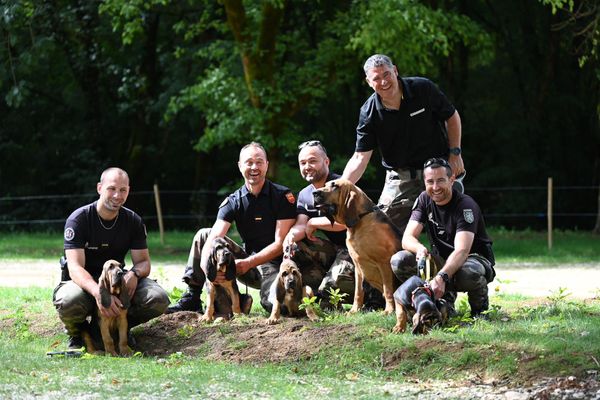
[
  {"x1": 347, "y1": 305, "x2": 361, "y2": 314},
  {"x1": 392, "y1": 324, "x2": 406, "y2": 334},
  {"x1": 266, "y1": 317, "x2": 280, "y2": 325},
  {"x1": 383, "y1": 305, "x2": 395, "y2": 315},
  {"x1": 120, "y1": 346, "x2": 133, "y2": 356},
  {"x1": 199, "y1": 314, "x2": 214, "y2": 323}
]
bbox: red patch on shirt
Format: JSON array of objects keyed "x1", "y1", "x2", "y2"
[{"x1": 285, "y1": 192, "x2": 296, "y2": 204}]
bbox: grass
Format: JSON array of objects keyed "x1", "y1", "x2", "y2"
[
  {"x1": 1, "y1": 286, "x2": 599, "y2": 398},
  {"x1": 1, "y1": 228, "x2": 599, "y2": 264}
]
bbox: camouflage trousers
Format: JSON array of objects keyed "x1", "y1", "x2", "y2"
[
  {"x1": 292, "y1": 238, "x2": 384, "y2": 309},
  {"x1": 181, "y1": 228, "x2": 279, "y2": 305},
  {"x1": 377, "y1": 169, "x2": 424, "y2": 234},
  {"x1": 53, "y1": 278, "x2": 170, "y2": 337},
  {"x1": 390, "y1": 250, "x2": 495, "y2": 315}
]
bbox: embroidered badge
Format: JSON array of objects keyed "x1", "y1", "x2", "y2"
[
  {"x1": 285, "y1": 192, "x2": 296, "y2": 204},
  {"x1": 463, "y1": 209, "x2": 474, "y2": 224},
  {"x1": 64, "y1": 227, "x2": 75, "y2": 241}
]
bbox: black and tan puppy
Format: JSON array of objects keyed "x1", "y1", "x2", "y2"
[
  {"x1": 200, "y1": 237, "x2": 242, "y2": 323},
  {"x1": 265, "y1": 258, "x2": 318, "y2": 325},
  {"x1": 392, "y1": 275, "x2": 448, "y2": 335},
  {"x1": 313, "y1": 179, "x2": 402, "y2": 314},
  {"x1": 82, "y1": 259, "x2": 132, "y2": 356}
]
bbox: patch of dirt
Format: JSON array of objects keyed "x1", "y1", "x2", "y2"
[{"x1": 134, "y1": 311, "x2": 358, "y2": 363}]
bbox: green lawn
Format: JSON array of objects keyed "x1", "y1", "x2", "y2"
[{"x1": 1, "y1": 228, "x2": 598, "y2": 264}]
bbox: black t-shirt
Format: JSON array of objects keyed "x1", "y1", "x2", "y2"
[
  {"x1": 356, "y1": 76, "x2": 456, "y2": 170},
  {"x1": 410, "y1": 190, "x2": 494, "y2": 263},
  {"x1": 63, "y1": 201, "x2": 148, "y2": 280},
  {"x1": 217, "y1": 180, "x2": 296, "y2": 255},
  {"x1": 296, "y1": 172, "x2": 346, "y2": 247}
]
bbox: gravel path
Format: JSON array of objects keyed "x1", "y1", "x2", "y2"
[{"x1": 2, "y1": 260, "x2": 599, "y2": 300}]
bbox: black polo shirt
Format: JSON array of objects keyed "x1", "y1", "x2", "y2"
[
  {"x1": 63, "y1": 201, "x2": 147, "y2": 280},
  {"x1": 217, "y1": 180, "x2": 296, "y2": 255},
  {"x1": 356, "y1": 76, "x2": 456, "y2": 170},
  {"x1": 410, "y1": 190, "x2": 494, "y2": 263},
  {"x1": 296, "y1": 172, "x2": 346, "y2": 247}
]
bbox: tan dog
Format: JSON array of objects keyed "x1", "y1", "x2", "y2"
[
  {"x1": 313, "y1": 179, "x2": 402, "y2": 314},
  {"x1": 82, "y1": 260, "x2": 132, "y2": 356},
  {"x1": 265, "y1": 259, "x2": 318, "y2": 325},
  {"x1": 200, "y1": 237, "x2": 242, "y2": 323}
]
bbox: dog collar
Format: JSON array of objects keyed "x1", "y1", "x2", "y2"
[
  {"x1": 411, "y1": 284, "x2": 435, "y2": 308},
  {"x1": 346, "y1": 206, "x2": 379, "y2": 228}
]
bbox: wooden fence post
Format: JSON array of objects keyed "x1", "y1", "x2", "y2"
[
  {"x1": 153, "y1": 184, "x2": 165, "y2": 245},
  {"x1": 547, "y1": 177, "x2": 553, "y2": 250}
]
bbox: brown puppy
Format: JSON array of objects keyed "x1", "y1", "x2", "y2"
[
  {"x1": 313, "y1": 179, "x2": 402, "y2": 314},
  {"x1": 392, "y1": 275, "x2": 448, "y2": 334},
  {"x1": 200, "y1": 237, "x2": 242, "y2": 323},
  {"x1": 266, "y1": 258, "x2": 318, "y2": 325},
  {"x1": 82, "y1": 259, "x2": 131, "y2": 356}
]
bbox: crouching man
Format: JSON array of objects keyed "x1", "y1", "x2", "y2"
[{"x1": 391, "y1": 158, "x2": 495, "y2": 317}]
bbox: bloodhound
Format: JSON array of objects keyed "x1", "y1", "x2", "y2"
[
  {"x1": 200, "y1": 237, "x2": 243, "y2": 323},
  {"x1": 313, "y1": 179, "x2": 402, "y2": 314},
  {"x1": 82, "y1": 259, "x2": 132, "y2": 356},
  {"x1": 265, "y1": 258, "x2": 318, "y2": 325},
  {"x1": 392, "y1": 275, "x2": 448, "y2": 334}
]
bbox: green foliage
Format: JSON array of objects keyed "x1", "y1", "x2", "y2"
[
  {"x1": 326, "y1": 287, "x2": 348, "y2": 309},
  {"x1": 299, "y1": 295, "x2": 324, "y2": 319}
]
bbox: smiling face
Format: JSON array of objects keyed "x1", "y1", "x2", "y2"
[
  {"x1": 238, "y1": 144, "x2": 269, "y2": 191},
  {"x1": 424, "y1": 166, "x2": 454, "y2": 206},
  {"x1": 298, "y1": 145, "x2": 329, "y2": 187},
  {"x1": 97, "y1": 169, "x2": 130, "y2": 215},
  {"x1": 365, "y1": 64, "x2": 400, "y2": 104}
]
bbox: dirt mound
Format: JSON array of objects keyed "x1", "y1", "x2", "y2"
[{"x1": 134, "y1": 311, "x2": 358, "y2": 363}]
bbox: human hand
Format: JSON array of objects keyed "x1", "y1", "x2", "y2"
[
  {"x1": 429, "y1": 275, "x2": 446, "y2": 300},
  {"x1": 416, "y1": 246, "x2": 429, "y2": 264},
  {"x1": 123, "y1": 271, "x2": 138, "y2": 298},
  {"x1": 305, "y1": 220, "x2": 318, "y2": 241},
  {"x1": 96, "y1": 294, "x2": 123, "y2": 318},
  {"x1": 235, "y1": 258, "x2": 253, "y2": 276},
  {"x1": 448, "y1": 154, "x2": 465, "y2": 177}
]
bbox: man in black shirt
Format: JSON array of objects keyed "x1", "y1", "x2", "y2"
[
  {"x1": 391, "y1": 158, "x2": 495, "y2": 317},
  {"x1": 342, "y1": 54, "x2": 464, "y2": 233},
  {"x1": 53, "y1": 168, "x2": 170, "y2": 350},
  {"x1": 167, "y1": 142, "x2": 297, "y2": 314}
]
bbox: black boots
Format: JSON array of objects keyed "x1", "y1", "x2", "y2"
[{"x1": 165, "y1": 285, "x2": 203, "y2": 314}]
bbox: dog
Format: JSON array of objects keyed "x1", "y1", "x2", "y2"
[
  {"x1": 200, "y1": 237, "x2": 245, "y2": 323},
  {"x1": 82, "y1": 259, "x2": 132, "y2": 356},
  {"x1": 313, "y1": 179, "x2": 402, "y2": 314},
  {"x1": 392, "y1": 275, "x2": 448, "y2": 334},
  {"x1": 265, "y1": 258, "x2": 319, "y2": 325}
]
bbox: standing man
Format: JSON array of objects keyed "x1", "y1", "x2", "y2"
[
  {"x1": 167, "y1": 142, "x2": 297, "y2": 314},
  {"x1": 283, "y1": 140, "x2": 383, "y2": 308},
  {"x1": 342, "y1": 54, "x2": 464, "y2": 233},
  {"x1": 391, "y1": 158, "x2": 495, "y2": 317},
  {"x1": 53, "y1": 167, "x2": 170, "y2": 350}
]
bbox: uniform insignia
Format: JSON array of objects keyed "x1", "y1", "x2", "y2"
[
  {"x1": 64, "y1": 227, "x2": 75, "y2": 241},
  {"x1": 463, "y1": 209, "x2": 474, "y2": 224},
  {"x1": 285, "y1": 192, "x2": 296, "y2": 204},
  {"x1": 219, "y1": 198, "x2": 228, "y2": 208},
  {"x1": 255, "y1": 217, "x2": 263, "y2": 221}
]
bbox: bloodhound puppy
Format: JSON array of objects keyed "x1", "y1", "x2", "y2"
[
  {"x1": 265, "y1": 258, "x2": 318, "y2": 325},
  {"x1": 82, "y1": 259, "x2": 132, "y2": 356},
  {"x1": 392, "y1": 275, "x2": 448, "y2": 335},
  {"x1": 200, "y1": 237, "x2": 242, "y2": 323},
  {"x1": 313, "y1": 179, "x2": 402, "y2": 314}
]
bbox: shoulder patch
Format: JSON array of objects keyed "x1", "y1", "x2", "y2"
[
  {"x1": 64, "y1": 227, "x2": 75, "y2": 241},
  {"x1": 219, "y1": 197, "x2": 228, "y2": 208},
  {"x1": 285, "y1": 192, "x2": 296, "y2": 204},
  {"x1": 463, "y1": 209, "x2": 474, "y2": 224}
]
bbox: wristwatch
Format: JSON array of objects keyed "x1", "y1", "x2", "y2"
[
  {"x1": 448, "y1": 147, "x2": 461, "y2": 156},
  {"x1": 437, "y1": 271, "x2": 450, "y2": 284},
  {"x1": 130, "y1": 268, "x2": 141, "y2": 279}
]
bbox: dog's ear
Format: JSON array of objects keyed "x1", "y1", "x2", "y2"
[
  {"x1": 206, "y1": 244, "x2": 217, "y2": 282},
  {"x1": 119, "y1": 284, "x2": 131, "y2": 310},
  {"x1": 411, "y1": 312, "x2": 424, "y2": 335},
  {"x1": 343, "y1": 189, "x2": 360, "y2": 228},
  {"x1": 226, "y1": 255, "x2": 236, "y2": 281},
  {"x1": 98, "y1": 269, "x2": 113, "y2": 308}
]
